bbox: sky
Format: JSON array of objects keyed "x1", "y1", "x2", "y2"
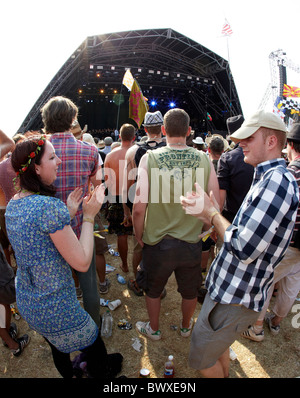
[{"x1": 1, "y1": 0, "x2": 300, "y2": 137}]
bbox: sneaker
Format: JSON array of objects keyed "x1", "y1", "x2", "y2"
[
  {"x1": 3, "y1": 323, "x2": 18, "y2": 347},
  {"x1": 265, "y1": 314, "x2": 280, "y2": 335},
  {"x1": 136, "y1": 321, "x2": 161, "y2": 341},
  {"x1": 241, "y1": 326, "x2": 264, "y2": 342},
  {"x1": 12, "y1": 334, "x2": 30, "y2": 357},
  {"x1": 180, "y1": 318, "x2": 194, "y2": 337},
  {"x1": 99, "y1": 279, "x2": 111, "y2": 294},
  {"x1": 128, "y1": 279, "x2": 143, "y2": 296}
]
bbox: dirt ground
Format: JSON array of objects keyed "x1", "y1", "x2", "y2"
[{"x1": 1, "y1": 226, "x2": 300, "y2": 380}]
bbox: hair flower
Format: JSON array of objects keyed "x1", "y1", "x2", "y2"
[
  {"x1": 38, "y1": 139, "x2": 45, "y2": 146},
  {"x1": 29, "y1": 152, "x2": 36, "y2": 158}
]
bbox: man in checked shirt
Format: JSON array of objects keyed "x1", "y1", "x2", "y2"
[{"x1": 181, "y1": 110, "x2": 299, "y2": 378}]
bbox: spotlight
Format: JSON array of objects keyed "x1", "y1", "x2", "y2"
[
  {"x1": 150, "y1": 100, "x2": 157, "y2": 107},
  {"x1": 169, "y1": 102, "x2": 176, "y2": 108}
]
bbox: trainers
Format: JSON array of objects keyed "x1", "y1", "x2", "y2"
[
  {"x1": 180, "y1": 318, "x2": 194, "y2": 337},
  {"x1": 99, "y1": 279, "x2": 111, "y2": 294},
  {"x1": 3, "y1": 323, "x2": 18, "y2": 347},
  {"x1": 128, "y1": 279, "x2": 143, "y2": 296},
  {"x1": 242, "y1": 326, "x2": 264, "y2": 342},
  {"x1": 136, "y1": 321, "x2": 161, "y2": 341},
  {"x1": 12, "y1": 334, "x2": 30, "y2": 357},
  {"x1": 265, "y1": 314, "x2": 280, "y2": 335}
]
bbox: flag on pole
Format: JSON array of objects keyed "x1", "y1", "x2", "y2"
[
  {"x1": 221, "y1": 20, "x2": 233, "y2": 36},
  {"x1": 283, "y1": 84, "x2": 300, "y2": 98},
  {"x1": 129, "y1": 79, "x2": 149, "y2": 128},
  {"x1": 122, "y1": 69, "x2": 134, "y2": 91}
]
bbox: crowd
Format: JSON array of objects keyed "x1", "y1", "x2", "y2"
[{"x1": 0, "y1": 95, "x2": 299, "y2": 379}]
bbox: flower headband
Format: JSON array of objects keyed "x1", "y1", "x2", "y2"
[{"x1": 16, "y1": 135, "x2": 46, "y2": 177}]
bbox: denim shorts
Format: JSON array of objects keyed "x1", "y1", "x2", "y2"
[{"x1": 136, "y1": 236, "x2": 202, "y2": 299}]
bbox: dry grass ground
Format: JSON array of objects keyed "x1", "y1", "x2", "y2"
[{"x1": 1, "y1": 228, "x2": 300, "y2": 381}]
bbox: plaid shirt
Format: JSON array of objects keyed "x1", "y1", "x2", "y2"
[
  {"x1": 206, "y1": 158, "x2": 299, "y2": 312},
  {"x1": 50, "y1": 133, "x2": 99, "y2": 238}
]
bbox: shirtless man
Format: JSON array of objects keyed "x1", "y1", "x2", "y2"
[
  {"x1": 122, "y1": 111, "x2": 165, "y2": 294},
  {"x1": 104, "y1": 124, "x2": 135, "y2": 272}
]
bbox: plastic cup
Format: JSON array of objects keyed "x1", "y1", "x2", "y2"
[{"x1": 108, "y1": 299, "x2": 121, "y2": 311}]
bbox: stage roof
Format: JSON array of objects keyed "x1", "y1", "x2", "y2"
[{"x1": 18, "y1": 28, "x2": 243, "y2": 134}]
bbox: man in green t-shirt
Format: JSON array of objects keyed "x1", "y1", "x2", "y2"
[{"x1": 133, "y1": 108, "x2": 220, "y2": 340}]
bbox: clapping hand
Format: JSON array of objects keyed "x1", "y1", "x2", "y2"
[
  {"x1": 180, "y1": 183, "x2": 219, "y2": 225},
  {"x1": 67, "y1": 187, "x2": 83, "y2": 219}
]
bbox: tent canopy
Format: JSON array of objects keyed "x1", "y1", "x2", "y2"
[{"x1": 18, "y1": 28, "x2": 242, "y2": 134}]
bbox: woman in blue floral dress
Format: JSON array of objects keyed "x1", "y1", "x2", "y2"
[{"x1": 5, "y1": 134, "x2": 123, "y2": 378}]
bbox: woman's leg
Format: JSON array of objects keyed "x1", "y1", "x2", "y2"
[
  {"x1": 83, "y1": 333, "x2": 123, "y2": 378},
  {"x1": 44, "y1": 338, "x2": 74, "y2": 378}
]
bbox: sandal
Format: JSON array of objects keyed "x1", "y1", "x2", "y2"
[{"x1": 127, "y1": 279, "x2": 143, "y2": 296}]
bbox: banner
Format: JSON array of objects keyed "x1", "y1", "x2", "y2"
[
  {"x1": 221, "y1": 20, "x2": 233, "y2": 36},
  {"x1": 122, "y1": 69, "x2": 134, "y2": 91},
  {"x1": 283, "y1": 84, "x2": 300, "y2": 98},
  {"x1": 129, "y1": 79, "x2": 148, "y2": 128}
]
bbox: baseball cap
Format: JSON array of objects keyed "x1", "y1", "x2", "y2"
[{"x1": 229, "y1": 110, "x2": 288, "y2": 142}]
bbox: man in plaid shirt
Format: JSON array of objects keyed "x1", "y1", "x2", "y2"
[
  {"x1": 42, "y1": 96, "x2": 102, "y2": 327},
  {"x1": 181, "y1": 110, "x2": 299, "y2": 378}
]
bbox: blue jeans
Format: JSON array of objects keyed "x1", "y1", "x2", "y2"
[{"x1": 75, "y1": 248, "x2": 100, "y2": 327}]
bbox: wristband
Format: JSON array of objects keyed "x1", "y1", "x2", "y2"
[
  {"x1": 83, "y1": 218, "x2": 94, "y2": 225},
  {"x1": 209, "y1": 210, "x2": 219, "y2": 224}
]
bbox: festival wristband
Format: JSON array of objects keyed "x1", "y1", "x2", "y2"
[
  {"x1": 83, "y1": 218, "x2": 94, "y2": 224},
  {"x1": 209, "y1": 210, "x2": 219, "y2": 224}
]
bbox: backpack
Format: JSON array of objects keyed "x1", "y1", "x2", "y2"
[
  {"x1": 134, "y1": 140, "x2": 166, "y2": 168},
  {"x1": 126, "y1": 140, "x2": 166, "y2": 211}
]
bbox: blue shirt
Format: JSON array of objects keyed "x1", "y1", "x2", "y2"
[{"x1": 206, "y1": 158, "x2": 299, "y2": 312}]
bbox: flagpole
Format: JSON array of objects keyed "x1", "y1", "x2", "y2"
[
  {"x1": 227, "y1": 36, "x2": 232, "y2": 116},
  {"x1": 116, "y1": 83, "x2": 123, "y2": 131}
]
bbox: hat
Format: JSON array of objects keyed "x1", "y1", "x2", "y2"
[
  {"x1": 192, "y1": 137, "x2": 205, "y2": 145},
  {"x1": 287, "y1": 123, "x2": 300, "y2": 142},
  {"x1": 143, "y1": 111, "x2": 163, "y2": 127},
  {"x1": 82, "y1": 133, "x2": 97, "y2": 147},
  {"x1": 98, "y1": 140, "x2": 105, "y2": 149},
  {"x1": 104, "y1": 136, "x2": 113, "y2": 146},
  {"x1": 70, "y1": 121, "x2": 83, "y2": 139},
  {"x1": 226, "y1": 115, "x2": 244, "y2": 134},
  {"x1": 229, "y1": 110, "x2": 288, "y2": 142},
  {"x1": 205, "y1": 134, "x2": 229, "y2": 151}
]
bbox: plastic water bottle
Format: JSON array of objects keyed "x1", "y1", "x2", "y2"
[
  {"x1": 164, "y1": 355, "x2": 175, "y2": 378},
  {"x1": 101, "y1": 310, "x2": 113, "y2": 338},
  {"x1": 116, "y1": 273, "x2": 126, "y2": 284}
]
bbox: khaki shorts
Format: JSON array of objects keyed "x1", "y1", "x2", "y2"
[
  {"x1": 94, "y1": 213, "x2": 108, "y2": 255},
  {"x1": 189, "y1": 294, "x2": 259, "y2": 370}
]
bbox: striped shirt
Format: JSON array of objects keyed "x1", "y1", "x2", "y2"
[
  {"x1": 50, "y1": 132, "x2": 99, "y2": 238},
  {"x1": 206, "y1": 158, "x2": 299, "y2": 312}
]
